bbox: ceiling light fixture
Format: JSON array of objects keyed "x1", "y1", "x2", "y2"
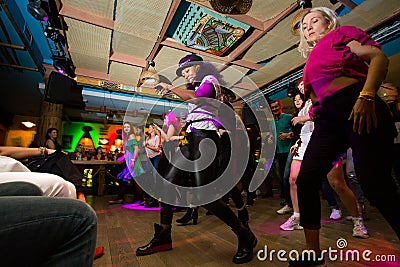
[
  {"x1": 44, "y1": 26, "x2": 65, "y2": 45},
  {"x1": 21, "y1": 121, "x2": 36, "y2": 128},
  {"x1": 208, "y1": 0, "x2": 253, "y2": 15},
  {"x1": 27, "y1": 0, "x2": 48, "y2": 21},
  {"x1": 51, "y1": 55, "x2": 76, "y2": 78},
  {"x1": 297, "y1": 0, "x2": 312, "y2": 9}
]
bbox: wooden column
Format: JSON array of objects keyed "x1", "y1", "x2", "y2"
[
  {"x1": 35, "y1": 101, "x2": 63, "y2": 146},
  {"x1": 35, "y1": 67, "x2": 63, "y2": 146}
]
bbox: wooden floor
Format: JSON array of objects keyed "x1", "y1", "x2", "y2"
[{"x1": 88, "y1": 194, "x2": 400, "y2": 267}]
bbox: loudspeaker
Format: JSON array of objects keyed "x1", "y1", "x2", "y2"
[{"x1": 45, "y1": 71, "x2": 85, "y2": 108}]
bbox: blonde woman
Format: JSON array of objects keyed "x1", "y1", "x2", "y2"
[{"x1": 291, "y1": 7, "x2": 399, "y2": 266}]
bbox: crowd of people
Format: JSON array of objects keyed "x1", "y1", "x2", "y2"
[{"x1": 1, "y1": 6, "x2": 400, "y2": 267}]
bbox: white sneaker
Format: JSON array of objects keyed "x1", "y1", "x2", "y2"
[
  {"x1": 330, "y1": 209, "x2": 342, "y2": 220},
  {"x1": 280, "y1": 215, "x2": 303, "y2": 231},
  {"x1": 352, "y1": 217, "x2": 369, "y2": 238},
  {"x1": 276, "y1": 205, "x2": 294, "y2": 215}
]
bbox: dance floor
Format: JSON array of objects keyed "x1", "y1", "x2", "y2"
[{"x1": 88, "y1": 194, "x2": 400, "y2": 267}]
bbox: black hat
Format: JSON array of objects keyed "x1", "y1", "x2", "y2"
[{"x1": 176, "y1": 54, "x2": 203, "y2": 77}]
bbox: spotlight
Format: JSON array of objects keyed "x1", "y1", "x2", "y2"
[
  {"x1": 286, "y1": 82, "x2": 297, "y2": 97},
  {"x1": 287, "y1": 87, "x2": 296, "y2": 97},
  {"x1": 51, "y1": 56, "x2": 76, "y2": 78},
  {"x1": 44, "y1": 26, "x2": 65, "y2": 45},
  {"x1": 297, "y1": 0, "x2": 312, "y2": 8},
  {"x1": 27, "y1": 0, "x2": 48, "y2": 21}
]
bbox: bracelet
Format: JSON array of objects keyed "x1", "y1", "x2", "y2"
[
  {"x1": 359, "y1": 91, "x2": 375, "y2": 98},
  {"x1": 357, "y1": 95, "x2": 375, "y2": 102},
  {"x1": 39, "y1": 147, "x2": 47, "y2": 157}
]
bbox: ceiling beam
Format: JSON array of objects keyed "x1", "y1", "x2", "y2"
[
  {"x1": 110, "y1": 52, "x2": 147, "y2": 67},
  {"x1": 147, "y1": 0, "x2": 182, "y2": 64},
  {"x1": 0, "y1": 63, "x2": 39, "y2": 72},
  {"x1": 188, "y1": 0, "x2": 264, "y2": 30},
  {"x1": 75, "y1": 68, "x2": 109, "y2": 80},
  {"x1": 223, "y1": 2, "x2": 299, "y2": 66},
  {"x1": 0, "y1": 1, "x2": 45, "y2": 74},
  {"x1": 161, "y1": 38, "x2": 262, "y2": 70},
  {"x1": 231, "y1": 59, "x2": 261, "y2": 70},
  {"x1": 59, "y1": 4, "x2": 114, "y2": 29},
  {"x1": 0, "y1": 42, "x2": 25, "y2": 50},
  {"x1": 338, "y1": 0, "x2": 357, "y2": 10}
]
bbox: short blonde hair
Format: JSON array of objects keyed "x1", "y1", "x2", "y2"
[{"x1": 298, "y1": 7, "x2": 340, "y2": 58}]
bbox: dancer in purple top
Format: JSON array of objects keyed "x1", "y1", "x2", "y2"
[{"x1": 136, "y1": 54, "x2": 257, "y2": 264}]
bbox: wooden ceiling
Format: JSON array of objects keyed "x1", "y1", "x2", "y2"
[{"x1": 58, "y1": 0, "x2": 400, "y2": 101}]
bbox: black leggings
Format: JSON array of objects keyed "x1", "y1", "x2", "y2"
[
  {"x1": 296, "y1": 84, "x2": 400, "y2": 238},
  {"x1": 160, "y1": 130, "x2": 243, "y2": 232}
]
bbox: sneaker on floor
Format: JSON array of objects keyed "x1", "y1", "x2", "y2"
[
  {"x1": 276, "y1": 205, "x2": 293, "y2": 215},
  {"x1": 280, "y1": 215, "x2": 303, "y2": 231},
  {"x1": 108, "y1": 198, "x2": 123, "y2": 204},
  {"x1": 352, "y1": 217, "x2": 369, "y2": 238},
  {"x1": 329, "y1": 208, "x2": 342, "y2": 220}
]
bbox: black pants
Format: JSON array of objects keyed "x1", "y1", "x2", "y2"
[
  {"x1": 160, "y1": 130, "x2": 242, "y2": 232},
  {"x1": 296, "y1": 85, "x2": 400, "y2": 238}
]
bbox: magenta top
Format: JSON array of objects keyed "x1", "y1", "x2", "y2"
[{"x1": 303, "y1": 26, "x2": 381, "y2": 103}]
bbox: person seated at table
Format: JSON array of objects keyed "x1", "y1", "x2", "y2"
[
  {"x1": 0, "y1": 181, "x2": 98, "y2": 267},
  {"x1": 93, "y1": 146, "x2": 106, "y2": 160},
  {"x1": 0, "y1": 146, "x2": 85, "y2": 201},
  {"x1": 69, "y1": 144, "x2": 87, "y2": 160}
]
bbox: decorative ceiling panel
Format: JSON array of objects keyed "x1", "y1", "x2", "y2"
[
  {"x1": 246, "y1": 0, "x2": 293, "y2": 21},
  {"x1": 109, "y1": 61, "x2": 143, "y2": 86},
  {"x1": 115, "y1": 0, "x2": 172, "y2": 41},
  {"x1": 63, "y1": 0, "x2": 114, "y2": 19},
  {"x1": 340, "y1": 0, "x2": 400, "y2": 30},
  {"x1": 243, "y1": 14, "x2": 299, "y2": 63},
  {"x1": 153, "y1": 46, "x2": 189, "y2": 82},
  {"x1": 248, "y1": 48, "x2": 305, "y2": 85},
  {"x1": 70, "y1": 52, "x2": 109, "y2": 73},
  {"x1": 65, "y1": 18, "x2": 111, "y2": 59},
  {"x1": 221, "y1": 65, "x2": 249, "y2": 88},
  {"x1": 112, "y1": 32, "x2": 154, "y2": 59},
  {"x1": 243, "y1": 0, "x2": 339, "y2": 63}
]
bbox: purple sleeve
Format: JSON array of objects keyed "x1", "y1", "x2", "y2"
[{"x1": 195, "y1": 79, "x2": 214, "y2": 97}]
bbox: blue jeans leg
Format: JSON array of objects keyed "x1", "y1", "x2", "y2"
[{"x1": 0, "y1": 197, "x2": 97, "y2": 267}]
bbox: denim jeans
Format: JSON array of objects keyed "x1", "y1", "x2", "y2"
[
  {"x1": 345, "y1": 148, "x2": 367, "y2": 203},
  {"x1": 296, "y1": 85, "x2": 400, "y2": 238},
  {"x1": 321, "y1": 178, "x2": 338, "y2": 209},
  {"x1": 0, "y1": 196, "x2": 97, "y2": 267}
]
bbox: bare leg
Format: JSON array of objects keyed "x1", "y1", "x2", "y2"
[
  {"x1": 304, "y1": 228, "x2": 321, "y2": 254},
  {"x1": 327, "y1": 162, "x2": 358, "y2": 217},
  {"x1": 289, "y1": 159, "x2": 302, "y2": 213}
]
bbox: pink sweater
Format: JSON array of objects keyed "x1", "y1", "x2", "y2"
[{"x1": 303, "y1": 26, "x2": 381, "y2": 103}]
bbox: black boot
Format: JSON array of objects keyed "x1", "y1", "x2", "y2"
[
  {"x1": 136, "y1": 223, "x2": 172, "y2": 256},
  {"x1": 232, "y1": 225, "x2": 257, "y2": 264},
  {"x1": 238, "y1": 208, "x2": 249, "y2": 225},
  {"x1": 176, "y1": 207, "x2": 198, "y2": 225}
]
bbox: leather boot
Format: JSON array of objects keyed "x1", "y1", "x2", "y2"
[
  {"x1": 136, "y1": 223, "x2": 172, "y2": 256},
  {"x1": 232, "y1": 225, "x2": 257, "y2": 264},
  {"x1": 176, "y1": 207, "x2": 198, "y2": 225}
]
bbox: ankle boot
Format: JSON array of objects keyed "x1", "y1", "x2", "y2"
[
  {"x1": 136, "y1": 223, "x2": 172, "y2": 256},
  {"x1": 232, "y1": 225, "x2": 257, "y2": 264},
  {"x1": 176, "y1": 207, "x2": 198, "y2": 225}
]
